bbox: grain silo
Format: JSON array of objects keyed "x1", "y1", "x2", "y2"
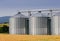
[
  {"x1": 51, "y1": 12, "x2": 60, "y2": 35},
  {"x1": 29, "y1": 11, "x2": 51, "y2": 35},
  {"x1": 9, "y1": 12, "x2": 29, "y2": 34}
]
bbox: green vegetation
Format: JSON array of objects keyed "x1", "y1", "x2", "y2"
[{"x1": 0, "y1": 24, "x2": 9, "y2": 34}]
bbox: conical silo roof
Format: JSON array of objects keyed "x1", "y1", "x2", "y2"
[
  {"x1": 30, "y1": 13, "x2": 48, "y2": 17},
  {"x1": 54, "y1": 12, "x2": 60, "y2": 16},
  {"x1": 11, "y1": 12, "x2": 28, "y2": 18}
]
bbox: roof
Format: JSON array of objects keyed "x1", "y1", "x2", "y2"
[
  {"x1": 11, "y1": 12, "x2": 28, "y2": 18},
  {"x1": 30, "y1": 13, "x2": 48, "y2": 17}
]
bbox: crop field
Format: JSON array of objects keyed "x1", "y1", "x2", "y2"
[
  {"x1": 0, "y1": 34, "x2": 60, "y2": 41},
  {"x1": 0, "y1": 24, "x2": 9, "y2": 27}
]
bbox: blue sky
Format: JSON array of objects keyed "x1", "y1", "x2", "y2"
[{"x1": 0, "y1": 0, "x2": 60, "y2": 17}]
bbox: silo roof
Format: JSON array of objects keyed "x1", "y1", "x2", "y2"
[
  {"x1": 11, "y1": 12, "x2": 28, "y2": 18},
  {"x1": 54, "y1": 12, "x2": 60, "y2": 16},
  {"x1": 30, "y1": 13, "x2": 48, "y2": 17}
]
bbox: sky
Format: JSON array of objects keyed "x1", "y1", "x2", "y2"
[{"x1": 0, "y1": 0, "x2": 60, "y2": 17}]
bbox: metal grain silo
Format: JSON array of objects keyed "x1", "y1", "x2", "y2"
[
  {"x1": 29, "y1": 12, "x2": 51, "y2": 35},
  {"x1": 9, "y1": 12, "x2": 29, "y2": 34},
  {"x1": 51, "y1": 12, "x2": 60, "y2": 35}
]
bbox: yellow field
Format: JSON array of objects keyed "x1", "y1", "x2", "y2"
[
  {"x1": 0, "y1": 24, "x2": 9, "y2": 27},
  {"x1": 0, "y1": 34, "x2": 60, "y2": 41}
]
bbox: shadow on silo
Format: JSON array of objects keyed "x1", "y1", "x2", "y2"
[{"x1": 47, "y1": 17, "x2": 51, "y2": 35}]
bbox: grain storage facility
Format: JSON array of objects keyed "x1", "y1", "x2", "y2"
[
  {"x1": 29, "y1": 11, "x2": 51, "y2": 35},
  {"x1": 51, "y1": 12, "x2": 60, "y2": 35},
  {"x1": 9, "y1": 12, "x2": 29, "y2": 34}
]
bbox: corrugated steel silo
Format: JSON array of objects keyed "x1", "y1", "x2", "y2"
[
  {"x1": 9, "y1": 12, "x2": 29, "y2": 34},
  {"x1": 51, "y1": 12, "x2": 60, "y2": 35},
  {"x1": 29, "y1": 12, "x2": 51, "y2": 35}
]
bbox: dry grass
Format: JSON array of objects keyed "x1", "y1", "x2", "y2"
[{"x1": 0, "y1": 34, "x2": 60, "y2": 41}]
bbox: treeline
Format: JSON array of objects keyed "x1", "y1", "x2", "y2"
[{"x1": 0, "y1": 25, "x2": 9, "y2": 33}]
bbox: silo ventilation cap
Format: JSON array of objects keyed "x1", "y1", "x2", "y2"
[
  {"x1": 18, "y1": 12, "x2": 21, "y2": 14},
  {"x1": 38, "y1": 11, "x2": 41, "y2": 13}
]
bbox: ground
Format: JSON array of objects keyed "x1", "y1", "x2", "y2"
[{"x1": 0, "y1": 34, "x2": 60, "y2": 41}]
